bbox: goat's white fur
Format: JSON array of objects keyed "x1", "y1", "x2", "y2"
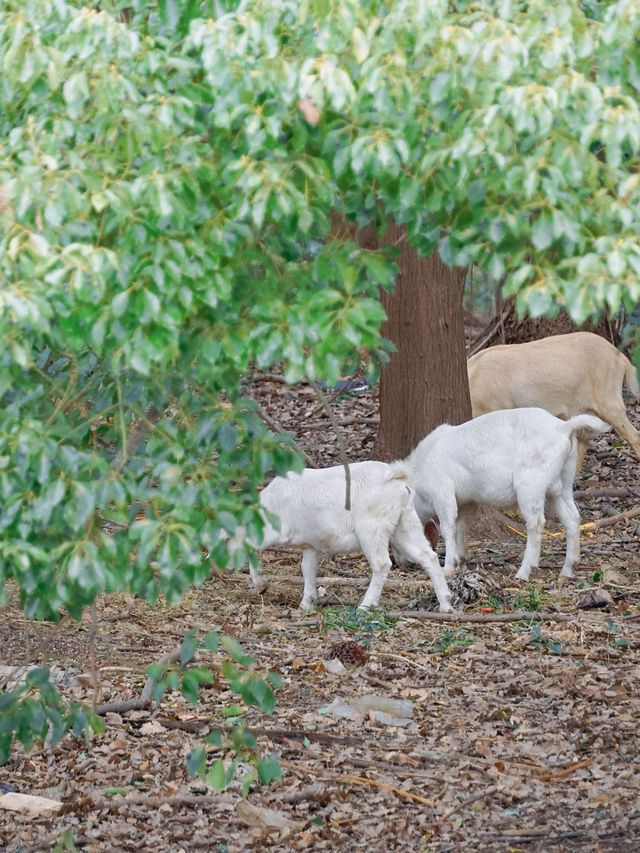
[
  {"x1": 406, "y1": 408, "x2": 611, "y2": 582},
  {"x1": 250, "y1": 461, "x2": 453, "y2": 612},
  {"x1": 468, "y1": 332, "x2": 640, "y2": 461}
]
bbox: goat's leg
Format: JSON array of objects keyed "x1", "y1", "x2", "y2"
[
  {"x1": 249, "y1": 559, "x2": 269, "y2": 595},
  {"x1": 358, "y1": 536, "x2": 393, "y2": 610},
  {"x1": 551, "y1": 494, "x2": 581, "y2": 579},
  {"x1": 515, "y1": 500, "x2": 545, "y2": 582},
  {"x1": 454, "y1": 504, "x2": 476, "y2": 565},
  {"x1": 608, "y1": 410, "x2": 640, "y2": 460},
  {"x1": 299, "y1": 549, "x2": 320, "y2": 610},
  {"x1": 576, "y1": 439, "x2": 588, "y2": 472},
  {"x1": 391, "y1": 509, "x2": 453, "y2": 612}
]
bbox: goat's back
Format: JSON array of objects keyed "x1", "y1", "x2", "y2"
[
  {"x1": 468, "y1": 331, "x2": 627, "y2": 419},
  {"x1": 260, "y1": 461, "x2": 411, "y2": 551},
  {"x1": 408, "y1": 408, "x2": 573, "y2": 508}
]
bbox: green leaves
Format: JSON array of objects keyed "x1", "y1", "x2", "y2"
[
  {"x1": 0, "y1": 668, "x2": 104, "y2": 765},
  {"x1": 0, "y1": 0, "x2": 639, "y2": 634}
]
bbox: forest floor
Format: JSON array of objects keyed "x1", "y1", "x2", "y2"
[{"x1": 1, "y1": 375, "x2": 640, "y2": 852}]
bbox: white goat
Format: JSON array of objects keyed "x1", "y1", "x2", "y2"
[
  {"x1": 468, "y1": 332, "x2": 640, "y2": 461},
  {"x1": 406, "y1": 408, "x2": 611, "y2": 582},
  {"x1": 249, "y1": 461, "x2": 453, "y2": 612}
]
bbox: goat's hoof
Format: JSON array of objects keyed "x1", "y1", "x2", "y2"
[
  {"x1": 560, "y1": 568, "x2": 577, "y2": 580},
  {"x1": 299, "y1": 599, "x2": 317, "y2": 611},
  {"x1": 252, "y1": 580, "x2": 269, "y2": 595},
  {"x1": 515, "y1": 570, "x2": 532, "y2": 582},
  {"x1": 439, "y1": 603, "x2": 454, "y2": 614}
]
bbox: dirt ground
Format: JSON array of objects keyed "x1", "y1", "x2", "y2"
[{"x1": 1, "y1": 377, "x2": 639, "y2": 852}]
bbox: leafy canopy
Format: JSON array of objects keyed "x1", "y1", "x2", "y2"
[{"x1": 1, "y1": 0, "x2": 639, "y2": 616}]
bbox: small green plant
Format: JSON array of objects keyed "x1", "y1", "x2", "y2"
[
  {"x1": 149, "y1": 629, "x2": 282, "y2": 796},
  {"x1": 53, "y1": 830, "x2": 79, "y2": 853},
  {"x1": 321, "y1": 605, "x2": 398, "y2": 643},
  {"x1": 516, "y1": 585, "x2": 542, "y2": 612},
  {"x1": 485, "y1": 593, "x2": 504, "y2": 612},
  {"x1": 526, "y1": 624, "x2": 563, "y2": 655},
  {"x1": 0, "y1": 668, "x2": 105, "y2": 764},
  {"x1": 431, "y1": 627, "x2": 475, "y2": 655},
  {"x1": 605, "y1": 619, "x2": 629, "y2": 649}
]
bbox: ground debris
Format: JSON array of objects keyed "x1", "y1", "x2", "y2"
[{"x1": 0, "y1": 377, "x2": 638, "y2": 851}]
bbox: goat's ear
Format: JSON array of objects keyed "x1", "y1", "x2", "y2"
[{"x1": 424, "y1": 519, "x2": 439, "y2": 550}]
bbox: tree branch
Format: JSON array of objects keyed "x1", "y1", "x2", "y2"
[{"x1": 390, "y1": 610, "x2": 572, "y2": 623}]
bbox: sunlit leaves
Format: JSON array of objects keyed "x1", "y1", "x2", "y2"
[{"x1": 1, "y1": 0, "x2": 640, "y2": 625}]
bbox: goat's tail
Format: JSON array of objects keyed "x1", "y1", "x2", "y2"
[
  {"x1": 386, "y1": 461, "x2": 411, "y2": 483},
  {"x1": 623, "y1": 353, "x2": 640, "y2": 399},
  {"x1": 564, "y1": 413, "x2": 612, "y2": 441}
]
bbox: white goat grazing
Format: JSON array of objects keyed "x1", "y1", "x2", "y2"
[
  {"x1": 468, "y1": 332, "x2": 640, "y2": 461},
  {"x1": 249, "y1": 461, "x2": 453, "y2": 612},
  {"x1": 406, "y1": 408, "x2": 611, "y2": 582}
]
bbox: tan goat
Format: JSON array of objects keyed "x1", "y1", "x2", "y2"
[{"x1": 467, "y1": 332, "x2": 640, "y2": 461}]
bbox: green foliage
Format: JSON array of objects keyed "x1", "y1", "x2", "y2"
[
  {"x1": 526, "y1": 623, "x2": 564, "y2": 655},
  {"x1": 515, "y1": 585, "x2": 542, "y2": 612},
  {"x1": 431, "y1": 627, "x2": 475, "y2": 655},
  {"x1": 148, "y1": 629, "x2": 282, "y2": 794},
  {"x1": 53, "y1": 830, "x2": 79, "y2": 853},
  {"x1": 321, "y1": 605, "x2": 398, "y2": 642},
  {"x1": 1, "y1": 0, "x2": 640, "y2": 623},
  {"x1": 0, "y1": 667, "x2": 104, "y2": 764}
]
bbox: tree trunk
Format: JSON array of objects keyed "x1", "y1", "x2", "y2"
[{"x1": 375, "y1": 223, "x2": 470, "y2": 460}]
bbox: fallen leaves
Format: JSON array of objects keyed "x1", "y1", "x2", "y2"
[{"x1": 0, "y1": 378, "x2": 639, "y2": 851}]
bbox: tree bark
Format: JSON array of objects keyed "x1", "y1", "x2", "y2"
[{"x1": 375, "y1": 223, "x2": 470, "y2": 460}]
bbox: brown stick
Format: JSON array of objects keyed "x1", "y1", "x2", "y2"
[
  {"x1": 89, "y1": 602, "x2": 98, "y2": 711},
  {"x1": 338, "y1": 773, "x2": 435, "y2": 807},
  {"x1": 438, "y1": 785, "x2": 499, "y2": 824},
  {"x1": 302, "y1": 417, "x2": 380, "y2": 429},
  {"x1": 534, "y1": 757, "x2": 592, "y2": 782},
  {"x1": 95, "y1": 645, "x2": 183, "y2": 716},
  {"x1": 573, "y1": 486, "x2": 631, "y2": 501},
  {"x1": 312, "y1": 382, "x2": 351, "y2": 509},
  {"x1": 272, "y1": 783, "x2": 329, "y2": 804},
  {"x1": 247, "y1": 726, "x2": 365, "y2": 746},
  {"x1": 255, "y1": 405, "x2": 317, "y2": 468},
  {"x1": 591, "y1": 506, "x2": 640, "y2": 529},
  {"x1": 390, "y1": 610, "x2": 572, "y2": 623}
]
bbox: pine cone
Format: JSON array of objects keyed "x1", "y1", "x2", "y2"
[
  {"x1": 326, "y1": 640, "x2": 369, "y2": 666},
  {"x1": 408, "y1": 570, "x2": 490, "y2": 610}
]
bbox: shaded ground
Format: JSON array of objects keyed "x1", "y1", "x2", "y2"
[{"x1": 1, "y1": 379, "x2": 639, "y2": 852}]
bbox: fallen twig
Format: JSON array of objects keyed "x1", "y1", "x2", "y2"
[
  {"x1": 390, "y1": 610, "x2": 572, "y2": 623},
  {"x1": 371, "y1": 651, "x2": 433, "y2": 672},
  {"x1": 247, "y1": 726, "x2": 365, "y2": 746},
  {"x1": 590, "y1": 506, "x2": 640, "y2": 529},
  {"x1": 574, "y1": 486, "x2": 631, "y2": 501},
  {"x1": 338, "y1": 773, "x2": 435, "y2": 807},
  {"x1": 156, "y1": 717, "x2": 208, "y2": 733},
  {"x1": 438, "y1": 784, "x2": 499, "y2": 824},
  {"x1": 270, "y1": 783, "x2": 329, "y2": 805},
  {"x1": 302, "y1": 417, "x2": 380, "y2": 429},
  {"x1": 89, "y1": 602, "x2": 98, "y2": 711},
  {"x1": 534, "y1": 757, "x2": 592, "y2": 782},
  {"x1": 95, "y1": 645, "x2": 183, "y2": 716}
]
